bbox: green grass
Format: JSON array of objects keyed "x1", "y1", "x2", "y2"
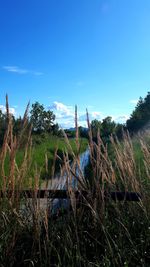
[
  {"x1": 31, "y1": 135, "x2": 88, "y2": 178},
  {"x1": 1, "y1": 135, "x2": 88, "y2": 187}
]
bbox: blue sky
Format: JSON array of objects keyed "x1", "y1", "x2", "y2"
[{"x1": 0, "y1": 0, "x2": 150, "y2": 128}]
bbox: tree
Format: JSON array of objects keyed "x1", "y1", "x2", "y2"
[
  {"x1": 90, "y1": 117, "x2": 119, "y2": 143},
  {"x1": 78, "y1": 126, "x2": 88, "y2": 138},
  {"x1": 90, "y1": 119, "x2": 101, "y2": 140},
  {"x1": 101, "y1": 116, "x2": 116, "y2": 142},
  {"x1": 51, "y1": 123, "x2": 60, "y2": 136},
  {"x1": 0, "y1": 109, "x2": 4, "y2": 124},
  {"x1": 64, "y1": 129, "x2": 76, "y2": 138},
  {"x1": 30, "y1": 102, "x2": 55, "y2": 133},
  {"x1": 13, "y1": 116, "x2": 23, "y2": 135},
  {"x1": 126, "y1": 92, "x2": 150, "y2": 133}
]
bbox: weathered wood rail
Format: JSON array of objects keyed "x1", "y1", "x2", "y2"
[{"x1": 0, "y1": 190, "x2": 142, "y2": 201}]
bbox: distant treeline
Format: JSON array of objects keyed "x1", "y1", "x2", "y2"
[
  {"x1": 84, "y1": 91, "x2": 150, "y2": 142},
  {"x1": 1, "y1": 92, "x2": 150, "y2": 145}
]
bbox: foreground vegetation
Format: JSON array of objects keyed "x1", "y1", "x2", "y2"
[{"x1": 1, "y1": 100, "x2": 150, "y2": 266}]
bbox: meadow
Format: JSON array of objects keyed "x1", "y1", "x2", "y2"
[
  {"x1": 0, "y1": 107, "x2": 150, "y2": 267},
  {"x1": 0, "y1": 133, "x2": 88, "y2": 189}
]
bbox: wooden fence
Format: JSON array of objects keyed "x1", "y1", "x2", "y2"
[{"x1": 0, "y1": 190, "x2": 142, "y2": 201}]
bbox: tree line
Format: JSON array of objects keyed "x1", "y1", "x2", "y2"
[
  {"x1": 0, "y1": 102, "x2": 62, "y2": 146},
  {"x1": 0, "y1": 91, "x2": 150, "y2": 146},
  {"x1": 89, "y1": 91, "x2": 150, "y2": 142},
  {"x1": 0, "y1": 100, "x2": 123, "y2": 145}
]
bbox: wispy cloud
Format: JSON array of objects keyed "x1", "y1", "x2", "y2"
[
  {"x1": 113, "y1": 115, "x2": 129, "y2": 124},
  {"x1": 32, "y1": 71, "x2": 43, "y2": 76},
  {"x1": 3, "y1": 66, "x2": 28, "y2": 74},
  {"x1": 129, "y1": 99, "x2": 138, "y2": 105},
  {"x1": 2, "y1": 66, "x2": 43, "y2": 76}
]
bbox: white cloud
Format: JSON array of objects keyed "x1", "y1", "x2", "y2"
[
  {"x1": 49, "y1": 101, "x2": 74, "y2": 116},
  {"x1": 49, "y1": 101, "x2": 104, "y2": 128},
  {"x1": 0, "y1": 105, "x2": 16, "y2": 115},
  {"x1": 79, "y1": 112, "x2": 129, "y2": 126},
  {"x1": 130, "y1": 99, "x2": 138, "y2": 105},
  {"x1": 58, "y1": 120, "x2": 75, "y2": 129},
  {"x1": 49, "y1": 101, "x2": 75, "y2": 128},
  {"x1": 113, "y1": 115, "x2": 129, "y2": 124},
  {"x1": 79, "y1": 111, "x2": 102, "y2": 122},
  {"x1": 49, "y1": 101, "x2": 129, "y2": 128},
  {"x1": 2, "y1": 66, "x2": 43, "y2": 76}
]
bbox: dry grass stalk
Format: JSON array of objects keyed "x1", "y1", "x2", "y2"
[
  {"x1": 86, "y1": 109, "x2": 94, "y2": 157},
  {"x1": 51, "y1": 145, "x2": 58, "y2": 180},
  {"x1": 16, "y1": 101, "x2": 30, "y2": 149},
  {"x1": 62, "y1": 128, "x2": 76, "y2": 159},
  {"x1": 110, "y1": 132, "x2": 140, "y2": 191},
  {"x1": 1, "y1": 99, "x2": 150, "y2": 266},
  {"x1": 75, "y1": 105, "x2": 80, "y2": 156}
]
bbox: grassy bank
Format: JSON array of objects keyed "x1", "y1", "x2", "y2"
[
  {"x1": 0, "y1": 134, "x2": 88, "y2": 188},
  {"x1": 28, "y1": 134, "x2": 88, "y2": 180}
]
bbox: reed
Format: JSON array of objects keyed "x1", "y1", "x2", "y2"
[{"x1": 0, "y1": 100, "x2": 150, "y2": 266}]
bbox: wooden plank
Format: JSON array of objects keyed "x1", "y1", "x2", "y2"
[{"x1": 0, "y1": 190, "x2": 142, "y2": 201}]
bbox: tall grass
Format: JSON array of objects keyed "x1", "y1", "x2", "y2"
[{"x1": 0, "y1": 100, "x2": 150, "y2": 266}]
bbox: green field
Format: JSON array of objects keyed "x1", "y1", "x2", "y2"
[
  {"x1": 31, "y1": 135, "x2": 88, "y2": 178},
  {"x1": 1, "y1": 135, "x2": 88, "y2": 187}
]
